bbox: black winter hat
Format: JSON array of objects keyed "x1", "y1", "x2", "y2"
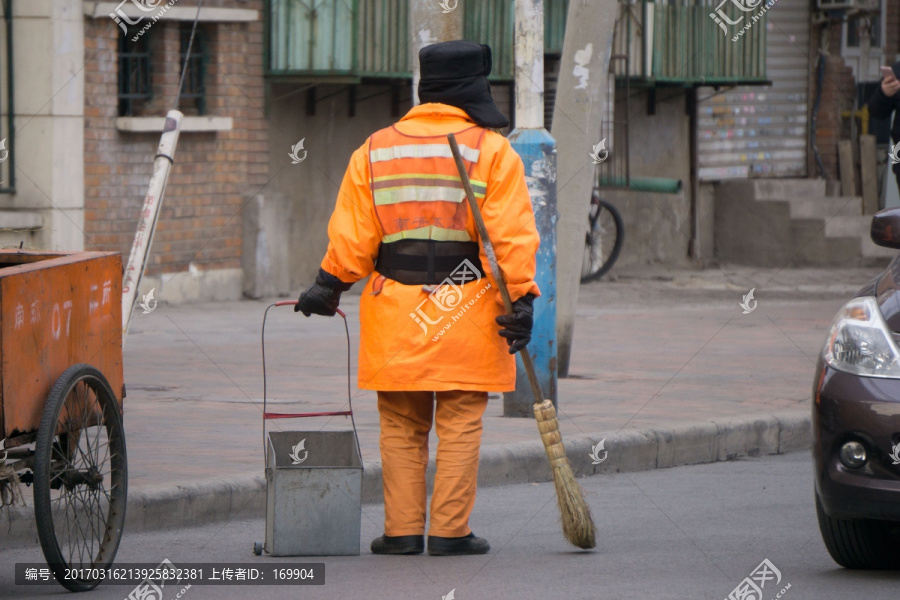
[{"x1": 418, "y1": 40, "x2": 510, "y2": 129}]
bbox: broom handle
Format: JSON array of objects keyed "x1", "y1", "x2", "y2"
[{"x1": 447, "y1": 133, "x2": 545, "y2": 404}]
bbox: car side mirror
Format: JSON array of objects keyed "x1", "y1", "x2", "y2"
[{"x1": 871, "y1": 208, "x2": 900, "y2": 249}]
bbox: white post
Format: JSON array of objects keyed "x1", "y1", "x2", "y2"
[
  {"x1": 409, "y1": 0, "x2": 463, "y2": 105},
  {"x1": 505, "y1": 0, "x2": 559, "y2": 414},
  {"x1": 121, "y1": 110, "x2": 183, "y2": 338},
  {"x1": 514, "y1": 0, "x2": 544, "y2": 129}
]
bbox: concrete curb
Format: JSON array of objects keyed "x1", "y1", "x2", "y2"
[{"x1": 4, "y1": 409, "x2": 811, "y2": 545}]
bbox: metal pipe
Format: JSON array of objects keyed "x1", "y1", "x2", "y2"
[
  {"x1": 688, "y1": 86, "x2": 700, "y2": 260},
  {"x1": 598, "y1": 176, "x2": 683, "y2": 194},
  {"x1": 3, "y1": 0, "x2": 13, "y2": 194},
  {"x1": 121, "y1": 110, "x2": 183, "y2": 338}
]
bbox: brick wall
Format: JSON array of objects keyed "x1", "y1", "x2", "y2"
[
  {"x1": 809, "y1": 3, "x2": 900, "y2": 181},
  {"x1": 83, "y1": 0, "x2": 267, "y2": 277},
  {"x1": 887, "y1": 0, "x2": 899, "y2": 61},
  {"x1": 810, "y1": 23, "x2": 858, "y2": 180}
]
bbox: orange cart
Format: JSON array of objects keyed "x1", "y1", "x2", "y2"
[{"x1": 0, "y1": 250, "x2": 126, "y2": 592}]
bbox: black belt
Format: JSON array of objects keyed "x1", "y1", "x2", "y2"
[{"x1": 375, "y1": 239, "x2": 484, "y2": 285}]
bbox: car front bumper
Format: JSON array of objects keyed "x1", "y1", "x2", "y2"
[{"x1": 813, "y1": 358, "x2": 900, "y2": 521}]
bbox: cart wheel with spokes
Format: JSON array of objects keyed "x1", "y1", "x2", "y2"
[{"x1": 33, "y1": 363, "x2": 128, "y2": 592}]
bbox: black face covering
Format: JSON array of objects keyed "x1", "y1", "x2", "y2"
[{"x1": 417, "y1": 41, "x2": 510, "y2": 129}]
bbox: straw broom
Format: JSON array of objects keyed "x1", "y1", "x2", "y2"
[{"x1": 447, "y1": 133, "x2": 596, "y2": 549}]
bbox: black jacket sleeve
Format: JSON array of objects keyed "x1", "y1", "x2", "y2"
[{"x1": 869, "y1": 86, "x2": 899, "y2": 120}]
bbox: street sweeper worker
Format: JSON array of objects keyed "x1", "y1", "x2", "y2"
[{"x1": 294, "y1": 40, "x2": 540, "y2": 557}]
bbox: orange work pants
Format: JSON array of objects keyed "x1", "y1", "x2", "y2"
[{"x1": 377, "y1": 390, "x2": 488, "y2": 538}]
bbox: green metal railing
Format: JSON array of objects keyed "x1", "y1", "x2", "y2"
[
  {"x1": 267, "y1": 0, "x2": 569, "y2": 80},
  {"x1": 614, "y1": 0, "x2": 767, "y2": 85},
  {"x1": 268, "y1": 0, "x2": 355, "y2": 75},
  {"x1": 266, "y1": 0, "x2": 764, "y2": 85},
  {"x1": 544, "y1": 0, "x2": 568, "y2": 55},
  {"x1": 463, "y1": 0, "x2": 514, "y2": 79},
  {"x1": 356, "y1": 0, "x2": 410, "y2": 76}
]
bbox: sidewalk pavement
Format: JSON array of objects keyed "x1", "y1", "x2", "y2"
[{"x1": 4, "y1": 265, "x2": 885, "y2": 543}]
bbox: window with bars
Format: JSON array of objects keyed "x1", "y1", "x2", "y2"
[
  {"x1": 846, "y1": 11, "x2": 882, "y2": 49},
  {"x1": 117, "y1": 26, "x2": 152, "y2": 117},
  {"x1": 179, "y1": 24, "x2": 209, "y2": 116}
]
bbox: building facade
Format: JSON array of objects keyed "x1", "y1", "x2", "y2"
[
  {"x1": 1, "y1": 0, "x2": 267, "y2": 303},
  {"x1": 3, "y1": 0, "x2": 893, "y2": 302}
]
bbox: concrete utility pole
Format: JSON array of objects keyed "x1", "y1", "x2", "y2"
[
  {"x1": 410, "y1": 0, "x2": 463, "y2": 105},
  {"x1": 551, "y1": 0, "x2": 617, "y2": 377},
  {"x1": 505, "y1": 0, "x2": 559, "y2": 416}
]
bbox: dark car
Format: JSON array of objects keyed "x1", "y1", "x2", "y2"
[{"x1": 814, "y1": 207, "x2": 900, "y2": 569}]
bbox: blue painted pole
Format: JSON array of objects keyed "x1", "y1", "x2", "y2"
[
  {"x1": 503, "y1": 0, "x2": 557, "y2": 416},
  {"x1": 505, "y1": 129, "x2": 558, "y2": 416}
]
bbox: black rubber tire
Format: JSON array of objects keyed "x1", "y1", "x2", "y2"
[
  {"x1": 580, "y1": 199, "x2": 624, "y2": 283},
  {"x1": 815, "y1": 493, "x2": 898, "y2": 569},
  {"x1": 33, "y1": 364, "x2": 128, "y2": 592},
  {"x1": 254, "y1": 541, "x2": 263, "y2": 556}
]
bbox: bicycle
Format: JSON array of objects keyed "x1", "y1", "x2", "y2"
[{"x1": 580, "y1": 188, "x2": 624, "y2": 283}]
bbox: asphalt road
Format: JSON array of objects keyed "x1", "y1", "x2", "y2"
[{"x1": 3, "y1": 452, "x2": 900, "y2": 600}]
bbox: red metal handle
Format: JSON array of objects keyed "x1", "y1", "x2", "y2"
[
  {"x1": 264, "y1": 410, "x2": 352, "y2": 420},
  {"x1": 276, "y1": 299, "x2": 345, "y2": 318}
]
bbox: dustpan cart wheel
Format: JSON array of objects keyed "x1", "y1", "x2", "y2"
[{"x1": 33, "y1": 364, "x2": 128, "y2": 592}]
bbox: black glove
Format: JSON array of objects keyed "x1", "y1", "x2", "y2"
[
  {"x1": 495, "y1": 293, "x2": 535, "y2": 354},
  {"x1": 295, "y1": 269, "x2": 352, "y2": 317}
]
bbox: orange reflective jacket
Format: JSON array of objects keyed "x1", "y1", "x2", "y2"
[{"x1": 320, "y1": 104, "x2": 540, "y2": 392}]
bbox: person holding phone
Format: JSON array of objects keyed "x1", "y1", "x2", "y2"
[{"x1": 869, "y1": 62, "x2": 900, "y2": 190}]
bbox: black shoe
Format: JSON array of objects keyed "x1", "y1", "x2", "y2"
[
  {"x1": 370, "y1": 534, "x2": 424, "y2": 555},
  {"x1": 427, "y1": 532, "x2": 490, "y2": 556}
]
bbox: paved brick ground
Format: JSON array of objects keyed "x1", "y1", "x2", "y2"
[{"x1": 121, "y1": 265, "x2": 884, "y2": 490}]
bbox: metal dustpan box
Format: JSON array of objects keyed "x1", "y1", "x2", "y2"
[{"x1": 265, "y1": 429, "x2": 362, "y2": 556}]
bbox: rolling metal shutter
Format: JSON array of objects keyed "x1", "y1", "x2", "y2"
[{"x1": 697, "y1": 0, "x2": 810, "y2": 180}]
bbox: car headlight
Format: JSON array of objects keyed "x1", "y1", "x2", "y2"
[{"x1": 824, "y1": 296, "x2": 900, "y2": 378}]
